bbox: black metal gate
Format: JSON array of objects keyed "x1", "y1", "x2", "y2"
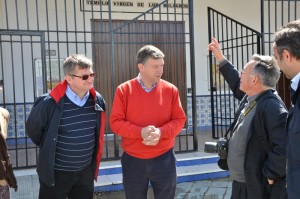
[
  {"x1": 0, "y1": 0, "x2": 196, "y2": 168},
  {"x1": 0, "y1": 31, "x2": 46, "y2": 168}
]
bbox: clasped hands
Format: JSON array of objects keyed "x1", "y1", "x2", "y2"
[{"x1": 141, "y1": 125, "x2": 161, "y2": 146}]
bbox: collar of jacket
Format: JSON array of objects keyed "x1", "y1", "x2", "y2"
[
  {"x1": 249, "y1": 89, "x2": 276, "y2": 102},
  {"x1": 49, "y1": 80, "x2": 97, "y2": 104}
]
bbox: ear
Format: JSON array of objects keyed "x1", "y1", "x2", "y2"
[
  {"x1": 65, "y1": 75, "x2": 73, "y2": 84},
  {"x1": 253, "y1": 75, "x2": 259, "y2": 84},
  {"x1": 282, "y1": 49, "x2": 292, "y2": 62},
  {"x1": 137, "y1": 63, "x2": 144, "y2": 72}
]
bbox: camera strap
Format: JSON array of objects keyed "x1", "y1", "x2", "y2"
[{"x1": 225, "y1": 96, "x2": 257, "y2": 139}]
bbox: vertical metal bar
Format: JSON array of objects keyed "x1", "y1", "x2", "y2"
[
  {"x1": 189, "y1": 0, "x2": 197, "y2": 150},
  {"x1": 0, "y1": 36, "x2": 4, "y2": 104},
  {"x1": 108, "y1": 0, "x2": 119, "y2": 158},
  {"x1": 82, "y1": 0, "x2": 87, "y2": 54},
  {"x1": 281, "y1": 0, "x2": 284, "y2": 26},
  {"x1": 274, "y1": 0, "x2": 277, "y2": 31},
  {"x1": 257, "y1": 34, "x2": 261, "y2": 55},
  {"x1": 208, "y1": 7, "x2": 215, "y2": 139},
  {"x1": 216, "y1": 13, "x2": 221, "y2": 138},
  {"x1": 73, "y1": 0, "x2": 78, "y2": 53},
  {"x1": 15, "y1": 0, "x2": 19, "y2": 29},
  {"x1": 219, "y1": 16, "x2": 227, "y2": 137},
  {"x1": 288, "y1": 0, "x2": 291, "y2": 22},
  {"x1": 246, "y1": 29, "x2": 249, "y2": 61},
  {"x1": 64, "y1": 0, "x2": 69, "y2": 55},
  {"x1": 3, "y1": 0, "x2": 9, "y2": 29},
  {"x1": 261, "y1": 0, "x2": 265, "y2": 55},
  {"x1": 36, "y1": 0, "x2": 40, "y2": 31},
  {"x1": 224, "y1": 17, "x2": 231, "y2": 135},
  {"x1": 295, "y1": 0, "x2": 297, "y2": 19},
  {"x1": 9, "y1": 37, "x2": 18, "y2": 167},
  {"x1": 25, "y1": 0, "x2": 29, "y2": 30},
  {"x1": 45, "y1": 0, "x2": 51, "y2": 91},
  {"x1": 54, "y1": 0, "x2": 62, "y2": 81},
  {"x1": 268, "y1": 0, "x2": 271, "y2": 55},
  {"x1": 20, "y1": 36, "x2": 28, "y2": 166},
  {"x1": 230, "y1": 20, "x2": 237, "y2": 116},
  {"x1": 41, "y1": 34, "x2": 47, "y2": 100},
  {"x1": 29, "y1": 35, "x2": 38, "y2": 165}
]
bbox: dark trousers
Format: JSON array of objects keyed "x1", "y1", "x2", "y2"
[
  {"x1": 121, "y1": 149, "x2": 177, "y2": 199},
  {"x1": 231, "y1": 180, "x2": 248, "y2": 199},
  {"x1": 39, "y1": 166, "x2": 94, "y2": 199}
]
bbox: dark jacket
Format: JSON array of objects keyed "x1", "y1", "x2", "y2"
[
  {"x1": 219, "y1": 61, "x2": 288, "y2": 199},
  {"x1": 25, "y1": 80, "x2": 106, "y2": 187},
  {"x1": 286, "y1": 80, "x2": 300, "y2": 199}
]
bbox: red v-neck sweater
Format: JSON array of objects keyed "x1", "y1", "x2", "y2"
[{"x1": 110, "y1": 78, "x2": 186, "y2": 159}]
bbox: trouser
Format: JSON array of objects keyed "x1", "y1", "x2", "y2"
[
  {"x1": 121, "y1": 149, "x2": 177, "y2": 199},
  {"x1": 0, "y1": 185, "x2": 10, "y2": 199},
  {"x1": 39, "y1": 166, "x2": 94, "y2": 199},
  {"x1": 231, "y1": 180, "x2": 247, "y2": 199}
]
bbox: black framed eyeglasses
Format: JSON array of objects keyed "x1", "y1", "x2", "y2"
[{"x1": 71, "y1": 73, "x2": 95, "y2": 80}]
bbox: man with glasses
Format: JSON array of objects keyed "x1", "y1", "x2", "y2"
[
  {"x1": 26, "y1": 54, "x2": 106, "y2": 199},
  {"x1": 208, "y1": 37, "x2": 287, "y2": 199},
  {"x1": 273, "y1": 19, "x2": 300, "y2": 199}
]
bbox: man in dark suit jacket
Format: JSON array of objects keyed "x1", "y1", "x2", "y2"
[{"x1": 273, "y1": 19, "x2": 300, "y2": 199}]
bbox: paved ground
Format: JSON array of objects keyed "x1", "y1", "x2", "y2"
[
  {"x1": 11, "y1": 130, "x2": 228, "y2": 199},
  {"x1": 93, "y1": 177, "x2": 233, "y2": 199},
  {"x1": 11, "y1": 173, "x2": 232, "y2": 199}
]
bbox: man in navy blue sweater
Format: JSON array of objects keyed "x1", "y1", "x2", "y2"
[{"x1": 26, "y1": 54, "x2": 106, "y2": 199}]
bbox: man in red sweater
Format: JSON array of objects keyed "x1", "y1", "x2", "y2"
[{"x1": 110, "y1": 45, "x2": 186, "y2": 199}]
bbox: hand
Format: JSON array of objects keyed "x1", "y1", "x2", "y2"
[
  {"x1": 267, "y1": 179, "x2": 274, "y2": 185},
  {"x1": 218, "y1": 150, "x2": 228, "y2": 160},
  {"x1": 207, "y1": 37, "x2": 226, "y2": 62},
  {"x1": 142, "y1": 127, "x2": 161, "y2": 146},
  {"x1": 141, "y1": 125, "x2": 155, "y2": 139}
]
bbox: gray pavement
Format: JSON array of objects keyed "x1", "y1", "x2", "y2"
[
  {"x1": 94, "y1": 177, "x2": 233, "y2": 199},
  {"x1": 10, "y1": 130, "x2": 231, "y2": 199},
  {"x1": 11, "y1": 173, "x2": 232, "y2": 199}
]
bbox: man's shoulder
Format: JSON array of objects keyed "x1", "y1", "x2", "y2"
[
  {"x1": 257, "y1": 91, "x2": 287, "y2": 112},
  {"x1": 159, "y1": 79, "x2": 178, "y2": 90},
  {"x1": 32, "y1": 93, "x2": 58, "y2": 109},
  {"x1": 117, "y1": 78, "x2": 137, "y2": 89}
]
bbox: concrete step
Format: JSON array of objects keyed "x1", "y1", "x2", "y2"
[
  {"x1": 12, "y1": 152, "x2": 229, "y2": 193},
  {"x1": 95, "y1": 152, "x2": 229, "y2": 191}
]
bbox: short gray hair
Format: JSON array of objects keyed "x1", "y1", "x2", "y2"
[
  {"x1": 252, "y1": 54, "x2": 280, "y2": 88},
  {"x1": 63, "y1": 54, "x2": 93, "y2": 75},
  {"x1": 136, "y1": 45, "x2": 165, "y2": 64}
]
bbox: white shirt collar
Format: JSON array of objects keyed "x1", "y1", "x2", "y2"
[
  {"x1": 291, "y1": 72, "x2": 300, "y2": 91},
  {"x1": 66, "y1": 85, "x2": 90, "y2": 107}
]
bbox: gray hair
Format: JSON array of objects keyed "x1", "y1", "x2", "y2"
[
  {"x1": 273, "y1": 19, "x2": 300, "y2": 60},
  {"x1": 136, "y1": 45, "x2": 165, "y2": 64},
  {"x1": 63, "y1": 54, "x2": 93, "y2": 75},
  {"x1": 251, "y1": 54, "x2": 280, "y2": 88}
]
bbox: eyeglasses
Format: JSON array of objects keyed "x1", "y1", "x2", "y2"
[{"x1": 71, "y1": 73, "x2": 95, "y2": 80}]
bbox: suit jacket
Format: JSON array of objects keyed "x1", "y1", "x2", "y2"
[{"x1": 286, "y1": 80, "x2": 300, "y2": 199}]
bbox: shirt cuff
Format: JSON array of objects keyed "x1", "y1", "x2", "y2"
[{"x1": 218, "y1": 59, "x2": 229, "y2": 68}]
